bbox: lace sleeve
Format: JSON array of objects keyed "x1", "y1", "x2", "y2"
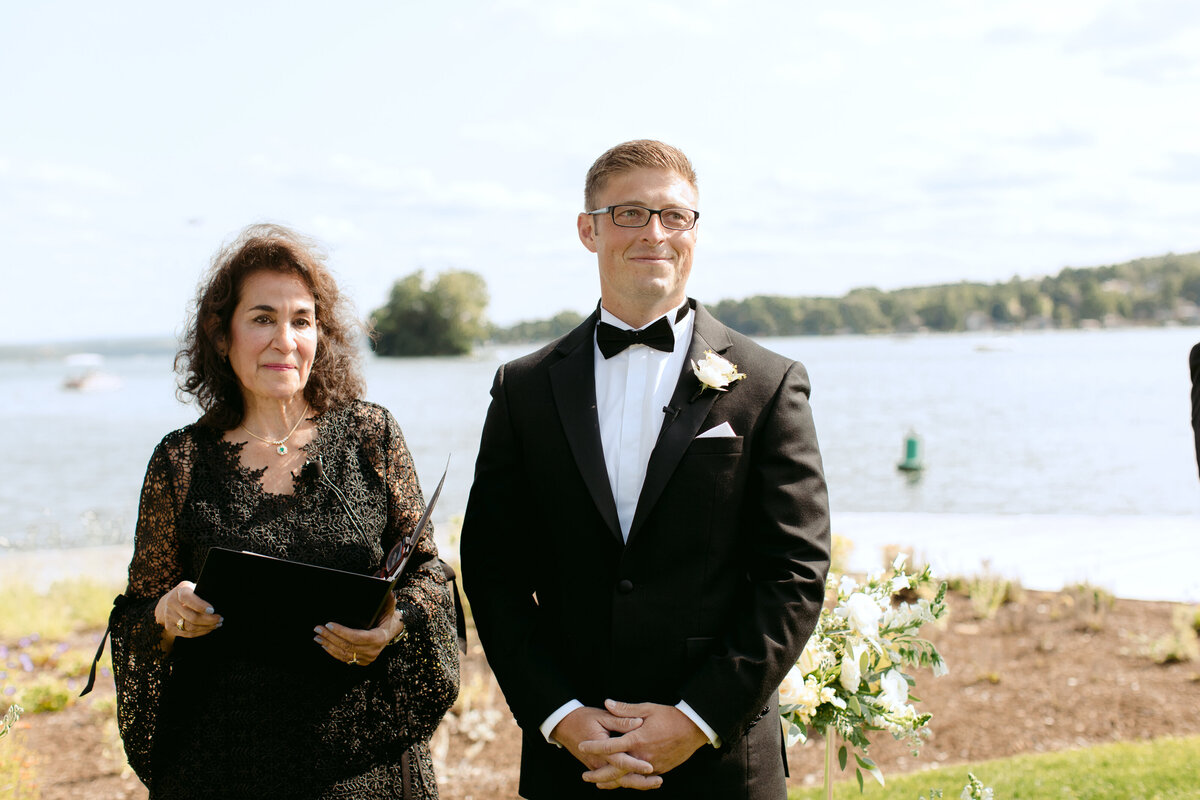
[
  {"x1": 109, "y1": 436, "x2": 189, "y2": 787},
  {"x1": 371, "y1": 407, "x2": 460, "y2": 742}
]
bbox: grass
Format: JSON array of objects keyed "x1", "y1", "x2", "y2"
[
  {"x1": 0, "y1": 578, "x2": 121, "y2": 640},
  {"x1": 0, "y1": 740, "x2": 39, "y2": 800},
  {"x1": 0, "y1": 579, "x2": 119, "y2": 717},
  {"x1": 1152, "y1": 605, "x2": 1200, "y2": 665},
  {"x1": 0, "y1": 706, "x2": 38, "y2": 800},
  {"x1": 788, "y1": 735, "x2": 1200, "y2": 800}
]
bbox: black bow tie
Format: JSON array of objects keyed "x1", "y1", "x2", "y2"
[{"x1": 596, "y1": 316, "x2": 675, "y2": 358}]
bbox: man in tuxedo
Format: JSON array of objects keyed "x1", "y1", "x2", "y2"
[{"x1": 461, "y1": 140, "x2": 830, "y2": 797}]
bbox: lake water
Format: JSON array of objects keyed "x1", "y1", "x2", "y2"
[{"x1": 2, "y1": 327, "x2": 1198, "y2": 599}]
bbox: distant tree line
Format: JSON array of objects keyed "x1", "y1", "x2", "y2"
[
  {"x1": 707, "y1": 252, "x2": 1200, "y2": 337},
  {"x1": 369, "y1": 252, "x2": 1200, "y2": 356},
  {"x1": 489, "y1": 311, "x2": 586, "y2": 344}
]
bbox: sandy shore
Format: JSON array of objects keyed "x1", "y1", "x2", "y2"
[
  {"x1": 2, "y1": 512, "x2": 1197, "y2": 602},
  {"x1": 835, "y1": 511, "x2": 1200, "y2": 603},
  {"x1": 0, "y1": 544, "x2": 133, "y2": 591}
]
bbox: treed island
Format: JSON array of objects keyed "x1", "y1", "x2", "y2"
[{"x1": 370, "y1": 251, "x2": 1200, "y2": 357}]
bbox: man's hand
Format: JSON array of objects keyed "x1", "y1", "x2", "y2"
[
  {"x1": 578, "y1": 700, "x2": 708, "y2": 788},
  {"x1": 551, "y1": 706, "x2": 661, "y2": 790}
]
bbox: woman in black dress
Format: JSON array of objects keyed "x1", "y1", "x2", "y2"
[{"x1": 107, "y1": 224, "x2": 459, "y2": 798}]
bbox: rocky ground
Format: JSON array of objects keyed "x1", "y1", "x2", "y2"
[{"x1": 5, "y1": 587, "x2": 1199, "y2": 799}]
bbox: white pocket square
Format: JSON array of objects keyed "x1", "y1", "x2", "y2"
[{"x1": 696, "y1": 421, "x2": 737, "y2": 439}]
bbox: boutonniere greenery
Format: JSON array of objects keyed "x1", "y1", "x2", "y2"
[{"x1": 690, "y1": 351, "x2": 746, "y2": 401}]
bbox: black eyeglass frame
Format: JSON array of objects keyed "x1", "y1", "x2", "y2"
[{"x1": 586, "y1": 205, "x2": 700, "y2": 231}]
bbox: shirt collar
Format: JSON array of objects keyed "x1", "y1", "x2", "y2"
[{"x1": 598, "y1": 299, "x2": 691, "y2": 332}]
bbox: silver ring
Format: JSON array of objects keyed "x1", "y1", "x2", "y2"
[{"x1": 176, "y1": 618, "x2": 186, "y2": 631}]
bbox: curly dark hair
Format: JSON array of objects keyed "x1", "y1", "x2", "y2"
[{"x1": 176, "y1": 223, "x2": 367, "y2": 430}]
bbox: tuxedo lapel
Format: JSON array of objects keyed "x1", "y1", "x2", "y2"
[
  {"x1": 549, "y1": 313, "x2": 622, "y2": 541},
  {"x1": 627, "y1": 303, "x2": 734, "y2": 543}
]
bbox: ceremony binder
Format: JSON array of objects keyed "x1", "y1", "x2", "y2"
[
  {"x1": 188, "y1": 458, "x2": 449, "y2": 659},
  {"x1": 194, "y1": 547, "x2": 397, "y2": 649}
]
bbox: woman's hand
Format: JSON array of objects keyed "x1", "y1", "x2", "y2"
[
  {"x1": 155, "y1": 581, "x2": 223, "y2": 644},
  {"x1": 314, "y1": 592, "x2": 405, "y2": 667}
]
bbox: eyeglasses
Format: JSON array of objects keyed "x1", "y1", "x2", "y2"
[{"x1": 586, "y1": 205, "x2": 700, "y2": 231}]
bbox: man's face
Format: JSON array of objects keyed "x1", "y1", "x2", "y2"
[{"x1": 578, "y1": 167, "x2": 698, "y2": 326}]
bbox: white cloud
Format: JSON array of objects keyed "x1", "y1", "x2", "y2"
[
  {"x1": 2, "y1": 0, "x2": 1200, "y2": 344},
  {"x1": 6, "y1": 160, "x2": 129, "y2": 195},
  {"x1": 307, "y1": 215, "x2": 364, "y2": 243}
]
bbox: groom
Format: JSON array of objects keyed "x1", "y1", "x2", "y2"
[{"x1": 461, "y1": 140, "x2": 831, "y2": 798}]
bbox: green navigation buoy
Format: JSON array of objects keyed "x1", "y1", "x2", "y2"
[{"x1": 897, "y1": 430, "x2": 923, "y2": 472}]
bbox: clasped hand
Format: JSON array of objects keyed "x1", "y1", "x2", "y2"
[
  {"x1": 156, "y1": 581, "x2": 404, "y2": 666},
  {"x1": 554, "y1": 699, "x2": 708, "y2": 791}
]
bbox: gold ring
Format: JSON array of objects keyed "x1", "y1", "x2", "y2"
[
  {"x1": 349, "y1": 652, "x2": 358, "y2": 665},
  {"x1": 176, "y1": 618, "x2": 185, "y2": 631}
]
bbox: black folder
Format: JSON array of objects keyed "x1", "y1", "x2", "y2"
[
  {"x1": 185, "y1": 458, "x2": 449, "y2": 663},
  {"x1": 192, "y1": 547, "x2": 395, "y2": 657}
]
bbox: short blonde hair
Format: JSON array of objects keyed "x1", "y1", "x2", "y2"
[{"x1": 583, "y1": 140, "x2": 698, "y2": 211}]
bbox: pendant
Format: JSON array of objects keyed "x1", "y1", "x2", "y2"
[{"x1": 277, "y1": 444, "x2": 288, "y2": 456}]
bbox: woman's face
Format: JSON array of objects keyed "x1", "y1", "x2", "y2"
[{"x1": 225, "y1": 270, "x2": 318, "y2": 408}]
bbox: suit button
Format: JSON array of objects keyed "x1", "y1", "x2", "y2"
[{"x1": 617, "y1": 579, "x2": 634, "y2": 594}]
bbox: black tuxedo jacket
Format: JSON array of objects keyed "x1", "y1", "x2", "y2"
[{"x1": 461, "y1": 302, "x2": 831, "y2": 799}]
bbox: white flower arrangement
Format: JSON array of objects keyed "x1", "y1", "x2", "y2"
[
  {"x1": 690, "y1": 351, "x2": 745, "y2": 399},
  {"x1": 780, "y1": 555, "x2": 949, "y2": 791},
  {"x1": 0, "y1": 703, "x2": 22, "y2": 740},
  {"x1": 920, "y1": 772, "x2": 995, "y2": 800}
]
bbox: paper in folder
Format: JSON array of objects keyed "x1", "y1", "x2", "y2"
[{"x1": 189, "y1": 458, "x2": 448, "y2": 660}]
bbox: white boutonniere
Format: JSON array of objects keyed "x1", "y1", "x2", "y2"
[{"x1": 690, "y1": 351, "x2": 746, "y2": 401}]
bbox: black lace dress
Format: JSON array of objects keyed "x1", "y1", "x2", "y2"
[{"x1": 108, "y1": 401, "x2": 459, "y2": 799}]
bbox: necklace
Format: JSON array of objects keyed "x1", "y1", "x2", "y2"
[{"x1": 240, "y1": 403, "x2": 310, "y2": 456}]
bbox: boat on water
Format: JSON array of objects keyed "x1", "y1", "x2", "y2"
[{"x1": 62, "y1": 353, "x2": 122, "y2": 392}]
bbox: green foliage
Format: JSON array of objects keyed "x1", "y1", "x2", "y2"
[
  {"x1": 0, "y1": 578, "x2": 120, "y2": 639},
  {"x1": 1062, "y1": 582, "x2": 1115, "y2": 631},
  {"x1": 1152, "y1": 605, "x2": 1200, "y2": 664},
  {"x1": 490, "y1": 310, "x2": 586, "y2": 343},
  {"x1": 12, "y1": 678, "x2": 70, "y2": 714},
  {"x1": 0, "y1": 720, "x2": 39, "y2": 800},
  {"x1": 788, "y1": 735, "x2": 1200, "y2": 799},
  {"x1": 955, "y1": 565, "x2": 1021, "y2": 621},
  {"x1": 371, "y1": 269, "x2": 490, "y2": 357},
  {"x1": 709, "y1": 251, "x2": 1200, "y2": 336},
  {"x1": 486, "y1": 250, "x2": 1200, "y2": 342},
  {"x1": 0, "y1": 705, "x2": 37, "y2": 800},
  {"x1": 0, "y1": 579, "x2": 115, "y2": 720}
]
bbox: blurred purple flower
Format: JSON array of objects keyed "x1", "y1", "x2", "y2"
[{"x1": 18, "y1": 654, "x2": 33, "y2": 672}]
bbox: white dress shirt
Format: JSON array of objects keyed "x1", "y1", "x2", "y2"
[
  {"x1": 594, "y1": 303, "x2": 694, "y2": 542},
  {"x1": 540, "y1": 301, "x2": 720, "y2": 748}
]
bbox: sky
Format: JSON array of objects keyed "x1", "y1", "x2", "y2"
[{"x1": 3, "y1": 0, "x2": 1200, "y2": 345}]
